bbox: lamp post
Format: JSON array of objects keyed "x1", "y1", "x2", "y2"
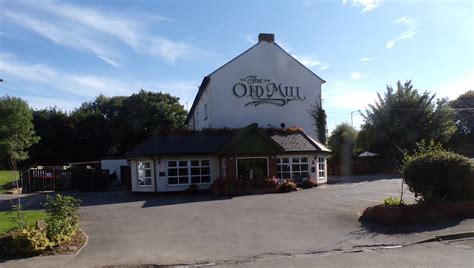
[{"x1": 351, "y1": 110, "x2": 361, "y2": 127}]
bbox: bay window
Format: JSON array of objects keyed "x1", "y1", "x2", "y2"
[
  {"x1": 168, "y1": 159, "x2": 211, "y2": 185},
  {"x1": 277, "y1": 157, "x2": 309, "y2": 181}
]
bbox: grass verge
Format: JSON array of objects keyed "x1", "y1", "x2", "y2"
[{"x1": 0, "y1": 210, "x2": 47, "y2": 235}]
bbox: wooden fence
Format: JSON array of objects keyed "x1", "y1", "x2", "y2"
[{"x1": 20, "y1": 169, "x2": 111, "y2": 193}]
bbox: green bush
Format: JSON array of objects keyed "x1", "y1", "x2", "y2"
[
  {"x1": 403, "y1": 150, "x2": 474, "y2": 203},
  {"x1": 10, "y1": 227, "x2": 52, "y2": 254},
  {"x1": 383, "y1": 197, "x2": 404, "y2": 206},
  {"x1": 300, "y1": 178, "x2": 317, "y2": 189},
  {"x1": 44, "y1": 194, "x2": 81, "y2": 245},
  {"x1": 211, "y1": 177, "x2": 279, "y2": 196},
  {"x1": 277, "y1": 180, "x2": 297, "y2": 193}
]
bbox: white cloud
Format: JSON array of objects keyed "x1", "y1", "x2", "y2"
[
  {"x1": 360, "y1": 57, "x2": 373, "y2": 62},
  {"x1": 243, "y1": 34, "x2": 256, "y2": 44},
  {"x1": 1, "y1": 0, "x2": 200, "y2": 66},
  {"x1": 343, "y1": 0, "x2": 381, "y2": 12},
  {"x1": 386, "y1": 16, "x2": 419, "y2": 48},
  {"x1": 294, "y1": 55, "x2": 330, "y2": 70},
  {"x1": 351, "y1": 72, "x2": 362, "y2": 79}
]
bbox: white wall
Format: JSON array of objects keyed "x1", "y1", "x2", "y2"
[
  {"x1": 190, "y1": 41, "x2": 323, "y2": 139},
  {"x1": 130, "y1": 156, "x2": 220, "y2": 192},
  {"x1": 101, "y1": 159, "x2": 129, "y2": 182}
]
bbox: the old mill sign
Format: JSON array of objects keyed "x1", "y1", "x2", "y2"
[{"x1": 232, "y1": 75, "x2": 306, "y2": 106}]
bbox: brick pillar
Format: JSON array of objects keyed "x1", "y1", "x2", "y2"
[
  {"x1": 268, "y1": 155, "x2": 278, "y2": 178},
  {"x1": 226, "y1": 157, "x2": 236, "y2": 179}
]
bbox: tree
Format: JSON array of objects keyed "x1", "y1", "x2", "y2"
[
  {"x1": 29, "y1": 108, "x2": 76, "y2": 165},
  {"x1": 360, "y1": 80, "x2": 456, "y2": 163},
  {"x1": 0, "y1": 96, "x2": 39, "y2": 170},
  {"x1": 308, "y1": 102, "x2": 327, "y2": 144},
  {"x1": 328, "y1": 123, "x2": 358, "y2": 175},
  {"x1": 448, "y1": 90, "x2": 474, "y2": 157}
]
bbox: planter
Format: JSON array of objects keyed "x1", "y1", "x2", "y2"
[{"x1": 361, "y1": 202, "x2": 474, "y2": 225}]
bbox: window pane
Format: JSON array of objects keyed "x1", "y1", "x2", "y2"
[
  {"x1": 301, "y1": 164, "x2": 308, "y2": 171},
  {"x1": 201, "y1": 167, "x2": 210, "y2": 175},
  {"x1": 277, "y1": 158, "x2": 281, "y2": 163},
  {"x1": 138, "y1": 162, "x2": 144, "y2": 169},
  {"x1": 179, "y1": 168, "x2": 188, "y2": 176},
  {"x1": 292, "y1": 164, "x2": 300, "y2": 171},
  {"x1": 138, "y1": 177, "x2": 144, "y2": 185},
  {"x1": 301, "y1": 157, "x2": 308, "y2": 163},
  {"x1": 301, "y1": 172, "x2": 309, "y2": 178},
  {"x1": 179, "y1": 160, "x2": 188, "y2": 167},
  {"x1": 292, "y1": 158, "x2": 300, "y2": 163},
  {"x1": 145, "y1": 169, "x2": 152, "y2": 177},
  {"x1": 202, "y1": 176, "x2": 211, "y2": 183},
  {"x1": 282, "y1": 158, "x2": 289, "y2": 163},
  {"x1": 191, "y1": 160, "x2": 200, "y2": 166},
  {"x1": 179, "y1": 176, "x2": 189, "y2": 184},
  {"x1": 191, "y1": 167, "x2": 200, "y2": 175},
  {"x1": 282, "y1": 165, "x2": 290, "y2": 172},
  {"x1": 201, "y1": 160, "x2": 210, "y2": 166},
  {"x1": 168, "y1": 177, "x2": 178, "y2": 185},
  {"x1": 168, "y1": 161, "x2": 177, "y2": 167},
  {"x1": 282, "y1": 172, "x2": 291, "y2": 179},
  {"x1": 168, "y1": 168, "x2": 177, "y2": 176},
  {"x1": 138, "y1": 170, "x2": 145, "y2": 178},
  {"x1": 191, "y1": 176, "x2": 200, "y2": 184},
  {"x1": 145, "y1": 178, "x2": 152, "y2": 185},
  {"x1": 144, "y1": 162, "x2": 151, "y2": 169}
]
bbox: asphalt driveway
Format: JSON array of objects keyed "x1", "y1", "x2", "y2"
[{"x1": 2, "y1": 174, "x2": 473, "y2": 267}]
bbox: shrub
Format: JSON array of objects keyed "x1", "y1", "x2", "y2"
[
  {"x1": 10, "y1": 227, "x2": 51, "y2": 254},
  {"x1": 301, "y1": 178, "x2": 317, "y2": 189},
  {"x1": 211, "y1": 177, "x2": 279, "y2": 196},
  {"x1": 185, "y1": 184, "x2": 200, "y2": 194},
  {"x1": 403, "y1": 150, "x2": 474, "y2": 203},
  {"x1": 383, "y1": 197, "x2": 404, "y2": 206},
  {"x1": 277, "y1": 180, "x2": 297, "y2": 193},
  {"x1": 44, "y1": 194, "x2": 81, "y2": 245}
]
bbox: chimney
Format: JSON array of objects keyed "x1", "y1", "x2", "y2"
[{"x1": 258, "y1": 33, "x2": 275, "y2": 43}]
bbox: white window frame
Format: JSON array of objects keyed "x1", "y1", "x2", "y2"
[
  {"x1": 167, "y1": 159, "x2": 211, "y2": 186},
  {"x1": 137, "y1": 160, "x2": 153, "y2": 187},
  {"x1": 317, "y1": 157, "x2": 326, "y2": 179},
  {"x1": 277, "y1": 156, "x2": 309, "y2": 180},
  {"x1": 221, "y1": 159, "x2": 227, "y2": 178}
]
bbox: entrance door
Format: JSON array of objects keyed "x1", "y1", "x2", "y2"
[{"x1": 237, "y1": 158, "x2": 268, "y2": 179}]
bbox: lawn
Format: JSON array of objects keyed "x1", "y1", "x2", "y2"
[
  {"x1": 0, "y1": 170, "x2": 19, "y2": 193},
  {"x1": 0, "y1": 210, "x2": 47, "y2": 235}
]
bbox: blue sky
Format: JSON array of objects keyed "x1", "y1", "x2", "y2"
[{"x1": 1, "y1": 0, "x2": 472, "y2": 131}]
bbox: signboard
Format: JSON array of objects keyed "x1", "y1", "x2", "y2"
[{"x1": 232, "y1": 75, "x2": 306, "y2": 106}]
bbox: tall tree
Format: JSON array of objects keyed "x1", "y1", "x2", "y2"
[
  {"x1": 0, "y1": 96, "x2": 39, "y2": 170},
  {"x1": 360, "y1": 80, "x2": 456, "y2": 163},
  {"x1": 308, "y1": 102, "x2": 328, "y2": 144},
  {"x1": 328, "y1": 123, "x2": 358, "y2": 175},
  {"x1": 448, "y1": 90, "x2": 474, "y2": 157}
]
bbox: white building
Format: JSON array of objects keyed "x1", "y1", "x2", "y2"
[
  {"x1": 126, "y1": 33, "x2": 330, "y2": 193},
  {"x1": 186, "y1": 33, "x2": 325, "y2": 139}
]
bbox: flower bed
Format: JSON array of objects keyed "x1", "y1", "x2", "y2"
[{"x1": 360, "y1": 202, "x2": 474, "y2": 225}]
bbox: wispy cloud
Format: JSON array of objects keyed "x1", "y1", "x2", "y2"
[
  {"x1": 1, "y1": 0, "x2": 202, "y2": 66},
  {"x1": 360, "y1": 57, "x2": 373, "y2": 62},
  {"x1": 342, "y1": 0, "x2": 381, "y2": 12},
  {"x1": 294, "y1": 55, "x2": 331, "y2": 70},
  {"x1": 242, "y1": 34, "x2": 257, "y2": 44},
  {"x1": 0, "y1": 54, "x2": 198, "y2": 109},
  {"x1": 386, "y1": 17, "x2": 419, "y2": 48}
]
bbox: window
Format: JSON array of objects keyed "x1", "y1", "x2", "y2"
[
  {"x1": 204, "y1": 104, "x2": 208, "y2": 120},
  {"x1": 137, "y1": 161, "x2": 152, "y2": 186},
  {"x1": 277, "y1": 157, "x2": 309, "y2": 180},
  {"x1": 221, "y1": 159, "x2": 227, "y2": 178},
  {"x1": 318, "y1": 157, "x2": 325, "y2": 179},
  {"x1": 167, "y1": 160, "x2": 211, "y2": 185}
]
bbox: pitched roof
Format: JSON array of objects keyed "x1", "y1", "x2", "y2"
[{"x1": 124, "y1": 126, "x2": 329, "y2": 158}]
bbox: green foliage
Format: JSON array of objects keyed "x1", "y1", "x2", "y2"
[
  {"x1": 383, "y1": 197, "x2": 404, "y2": 206},
  {"x1": 0, "y1": 96, "x2": 40, "y2": 169},
  {"x1": 360, "y1": 81, "x2": 456, "y2": 162},
  {"x1": 10, "y1": 227, "x2": 52, "y2": 254},
  {"x1": 277, "y1": 180, "x2": 297, "y2": 193},
  {"x1": 308, "y1": 102, "x2": 328, "y2": 144},
  {"x1": 403, "y1": 149, "x2": 474, "y2": 203},
  {"x1": 328, "y1": 123, "x2": 358, "y2": 175},
  {"x1": 211, "y1": 177, "x2": 279, "y2": 196},
  {"x1": 448, "y1": 90, "x2": 474, "y2": 157},
  {"x1": 44, "y1": 194, "x2": 81, "y2": 245}
]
